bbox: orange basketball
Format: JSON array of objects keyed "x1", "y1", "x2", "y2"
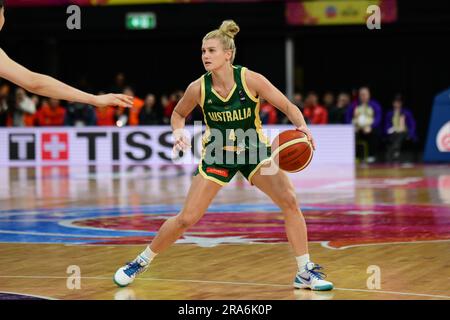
[{"x1": 271, "y1": 130, "x2": 313, "y2": 172}]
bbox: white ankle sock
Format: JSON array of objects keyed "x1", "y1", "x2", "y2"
[
  {"x1": 296, "y1": 254, "x2": 310, "y2": 271},
  {"x1": 139, "y1": 246, "x2": 158, "y2": 263}
]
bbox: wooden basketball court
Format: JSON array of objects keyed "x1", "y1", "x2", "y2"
[{"x1": 0, "y1": 164, "x2": 449, "y2": 300}]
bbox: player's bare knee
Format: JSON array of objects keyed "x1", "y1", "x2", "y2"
[
  {"x1": 175, "y1": 216, "x2": 195, "y2": 229},
  {"x1": 279, "y1": 190, "x2": 299, "y2": 213},
  {"x1": 176, "y1": 209, "x2": 203, "y2": 228}
]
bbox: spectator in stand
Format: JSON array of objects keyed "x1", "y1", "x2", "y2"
[
  {"x1": 281, "y1": 92, "x2": 303, "y2": 124},
  {"x1": 116, "y1": 86, "x2": 144, "y2": 126},
  {"x1": 96, "y1": 106, "x2": 116, "y2": 126},
  {"x1": 293, "y1": 92, "x2": 304, "y2": 111},
  {"x1": 30, "y1": 95, "x2": 40, "y2": 109},
  {"x1": 139, "y1": 93, "x2": 161, "y2": 125},
  {"x1": 111, "y1": 72, "x2": 127, "y2": 93},
  {"x1": 95, "y1": 91, "x2": 118, "y2": 126},
  {"x1": 303, "y1": 91, "x2": 328, "y2": 124},
  {"x1": 65, "y1": 101, "x2": 96, "y2": 126},
  {"x1": 260, "y1": 98, "x2": 278, "y2": 124},
  {"x1": 0, "y1": 82, "x2": 11, "y2": 126},
  {"x1": 328, "y1": 92, "x2": 350, "y2": 124},
  {"x1": 175, "y1": 90, "x2": 185, "y2": 101},
  {"x1": 12, "y1": 87, "x2": 36, "y2": 127},
  {"x1": 346, "y1": 87, "x2": 382, "y2": 126},
  {"x1": 162, "y1": 93, "x2": 178, "y2": 124},
  {"x1": 37, "y1": 98, "x2": 66, "y2": 126},
  {"x1": 350, "y1": 87, "x2": 383, "y2": 163},
  {"x1": 385, "y1": 94, "x2": 417, "y2": 163},
  {"x1": 322, "y1": 91, "x2": 335, "y2": 111},
  {"x1": 189, "y1": 105, "x2": 204, "y2": 124},
  {"x1": 350, "y1": 88, "x2": 359, "y2": 105},
  {"x1": 160, "y1": 94, "x2": 168, "y2": 110}
]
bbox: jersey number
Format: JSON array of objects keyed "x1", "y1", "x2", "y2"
[{"x1": 228, "y1": 129, "x2": 236, "y2": 141}]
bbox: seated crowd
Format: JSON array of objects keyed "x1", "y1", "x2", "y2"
[{"x1": 0, "y1": 73, "x2": 417, "y2": 164}]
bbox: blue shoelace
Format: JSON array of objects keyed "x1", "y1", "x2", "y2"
[
  {"x1": 124, "y1": 261, "x2": 145, "y2": 277},
  {"x1": 306, "y1": 264, "x2": 327, "y2": 280}
]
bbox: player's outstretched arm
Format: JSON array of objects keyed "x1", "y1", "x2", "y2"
[
  {"x1": 171, "y1": 78, "x2": 202, "y2": 152},
  {"x1": 245, "y1": 69, "x2": 315, "y2": 149},
  {"x1": 0, "y1": 48, "x2": 133, "y2": 108}
]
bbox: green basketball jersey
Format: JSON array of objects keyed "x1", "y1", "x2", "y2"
[{"x1": 199, "y1": 65, "x2": 270, "y2": 166}]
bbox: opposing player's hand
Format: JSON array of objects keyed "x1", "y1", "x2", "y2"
[
  {"x1": 296, "y1": 125, "x2": 316, "y2": 150},
  {"x1": 93, "y1": 94, "x2": 134, "y2": 108}
]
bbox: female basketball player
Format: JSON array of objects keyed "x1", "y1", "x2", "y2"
[
  {"x1": 115, "y1": 20, "x2": 333, "y2": 291},
  {"x1": 0, "y1": 2, "x2": 133, "y2": 109}
]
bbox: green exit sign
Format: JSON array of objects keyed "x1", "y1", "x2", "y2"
[{"x1": 126, "y1": 12, "x2": 156, "y2": 30}]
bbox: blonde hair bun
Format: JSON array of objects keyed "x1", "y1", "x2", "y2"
[{"x1": 219, "y1": 20, "x2": 240, "y2": 39}]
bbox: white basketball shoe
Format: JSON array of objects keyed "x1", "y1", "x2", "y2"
[
  {"x1": 113, "y1": 254, "x2": 149, "y2": 287},
  {"x1": 294, "y1": 262, "x2": 334, "y2": 291}
]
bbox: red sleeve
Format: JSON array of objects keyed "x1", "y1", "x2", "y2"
[
  {"x1": 268, "y1": 108, "x2": 278, "y2": 124},
  {"x1": 135, "y1": 98, "x2": 144, "y2": 109},
  {"x1": 6, "y1": 113, "x2": 13, "y2": 127},
  {"x1": 37, "y1": 108, "x2": 46, "y2": 126},
  {"x1": 56, "y1": 107, "x2": 66, "y2": 126},
  {"x1": 321, "y1": 107, "x2": 328, "y2": 124},
  {"x1": 164, "y1": 102, "x2": 175, "y2": 118},
  {"x1": 303, "y1": 108, "x2": 311, "y2": 119}
]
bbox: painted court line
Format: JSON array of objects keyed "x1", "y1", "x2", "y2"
[
  {"x1": 0, "y1": 230, "x2": 122, "y2": 238},
  {"x1": 135, "y1": 277, "x2": 450, "y2": 299},
  {"x1": 0, "y1": 275, "x2": 448, "y2": 299},
  {"x1": 321, "y1": 239, "x2": 450, "y2": 250},
  {"x1": 0, "y1": 290, "x2": 57, "y2": 300}
]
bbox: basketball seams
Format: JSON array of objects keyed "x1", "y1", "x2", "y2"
[
  {"x1": 279, "y1": 145, "x2": 309, "y2": 164},
  {"x1": 270, "y1": 136, "x2": 313, "y2": 173},
  {"x1": 270, "y1": 137, "x2": 309, "y2": 158},
  {"x1": 285, "y1": 149, "x2": 313, "y2": 173}
]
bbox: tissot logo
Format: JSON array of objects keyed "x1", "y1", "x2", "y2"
[
  {"x1": 0, "y1": 125, "x2": 353, "y2": 165},
  {"x1": 9, "y1": 133, "x2": 36, "y2": 160},
  {"x1": 41, "y1": 133, "x2": 69, "y2": 160}
]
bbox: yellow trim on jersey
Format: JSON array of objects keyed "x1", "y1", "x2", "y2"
[
  {"x1": 211, "y1": 83, "x2": 237, "y2": 103},
  {"x1": 270, "y1": 137, "x2": 310, "y2": 158},
  {"x1": 247, "y1": 158, "x2": 273, "y2": 185},
  {"x1": 197, "y1": 162, "x2": 227, "y2": 186},
  {"x1": 199, "y1": 75, "x2": 211, "y2": 157},
  {"x1": 200, "y1": 75, "x2": 206, "y2": 108},
  {"x1": 254, "y1": 100, "x2": 270, "y2": 146},
  {"x1": 241, "y1": 67, "x2": 259, "y2": 103}
]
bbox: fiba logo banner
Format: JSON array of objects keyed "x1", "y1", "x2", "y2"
[
  {"x1": 424, "y1": 88, "x2": 450, "y2": 162},
  {"x1": 436, "y1": 122, "x2": 450, "y2": 152}
]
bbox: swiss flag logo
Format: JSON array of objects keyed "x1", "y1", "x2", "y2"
[{"x1": 41, "y1": 133, "x2": 69, "y2": 161}]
